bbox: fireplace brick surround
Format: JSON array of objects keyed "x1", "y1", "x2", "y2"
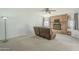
[{"x1": 50, "y1": 14, "x2": 68, "y2": 34}]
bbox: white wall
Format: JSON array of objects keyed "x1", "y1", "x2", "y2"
[
  {"x1": 0, "y1": 8, "x2": 42, "y2": 40},
  {"x1": 0, "y1": 8, "x2": 79, "y2": 40}
]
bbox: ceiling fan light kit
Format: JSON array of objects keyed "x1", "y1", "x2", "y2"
[{"x1": 41, "y1": 8, "x2": 56, "y2": 17}]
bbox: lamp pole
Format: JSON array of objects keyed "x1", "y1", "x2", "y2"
[{"x1": 2, "y1": 16, "x2": 8, "y2": 42}]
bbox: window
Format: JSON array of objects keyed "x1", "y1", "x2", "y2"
[{"x1": 43, "y1": 17, "x2": 50, "y2": 27}]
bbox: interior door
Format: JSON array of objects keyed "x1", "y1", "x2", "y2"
[{"x1": 74, "y1": 13, "x2": 78, "y2": 30}]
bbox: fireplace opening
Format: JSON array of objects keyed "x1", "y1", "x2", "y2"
[{"x1": 53, "y1": 19, "x2": 61, "y2": 30}]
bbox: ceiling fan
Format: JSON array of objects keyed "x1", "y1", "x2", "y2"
[{"x1": 42, "y1": 8, "x2": 56, "y2": 14}]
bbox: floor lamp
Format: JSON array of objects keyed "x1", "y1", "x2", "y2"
[{"x1": 1, "y1": 16, "x2": 8, "y2": 43}]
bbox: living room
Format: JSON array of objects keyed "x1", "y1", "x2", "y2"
[{"x1": 0, "y1": 8, "x2": 79, "y2": 51}]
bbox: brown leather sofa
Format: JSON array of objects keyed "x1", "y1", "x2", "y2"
[{"x1": 34, "y1": 26, "x2": 56, "y2": 40}]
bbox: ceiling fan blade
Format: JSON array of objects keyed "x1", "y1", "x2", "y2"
[{"x1": 40, "y1": 8, "x2": 56, "y2": 14}]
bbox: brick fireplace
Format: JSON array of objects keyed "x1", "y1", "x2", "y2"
[{"x1": 50, "y1": 14, "x2": 68, "y2": 34}]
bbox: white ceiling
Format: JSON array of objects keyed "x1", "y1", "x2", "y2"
[
  {"x1": 39, "y1": 8, "x2": 79, "y2": 16},
  {"x1": 0, "y1": 8, "x2": 79, "y2": 17}
]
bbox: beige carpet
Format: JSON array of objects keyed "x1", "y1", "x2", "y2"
[{"x1": 0, "y1": 34, "x2": 79, "y2": 51}]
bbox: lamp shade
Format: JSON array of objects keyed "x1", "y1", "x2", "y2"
[{"x1": 1, "y1": 16, "x2": 8, "y2": 20}]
